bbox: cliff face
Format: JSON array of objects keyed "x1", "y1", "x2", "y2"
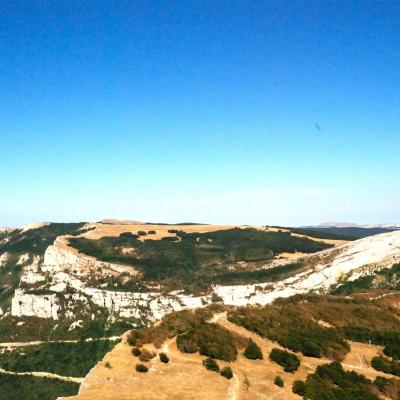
[{"x1": 7, "y1": 230, "x2": 400, "y2": 325}]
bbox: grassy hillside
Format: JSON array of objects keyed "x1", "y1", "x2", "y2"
[{"x1": 69, "y1": 228, "x2": 331, "y2": 290}]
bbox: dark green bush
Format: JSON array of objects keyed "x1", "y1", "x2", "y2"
[
  {"x1": 244, "y1": 339, "x2": 263, "y2": 360},
  {"x1": 269, "y1": 348, "x2": 300, "y2": 372},
  {"x1": 203, "y1": 357, "x2": 220, "y2": 372},
  {"x1": 159, "y1": 352, "x2": 169, "y2": 363},
  {"x1": 135, "y1": 363, "x2": 148, "y2": 373},
  {"x1": 131, "y1": 347, "x2": 141, "y2": 357},
  {"x1": 220, "y1": 367, "x2": 233, "y2": 379},
  {"x1": 292, "y1": 380, "x2": 306, "y2": 396},
  {"x1": 371, "y1": 356, "x2": 400, "y2": 376},
  {"x1": 299, "y1": 362, "x2": 380, "y2": 400},
  {"x1": 274, "y1": 375, "x2": 284, "y2": 387}
]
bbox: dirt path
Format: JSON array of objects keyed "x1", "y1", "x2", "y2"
[
  {"x1": 0, "y1": 367, "x2": 84, "y2": 383},
  {"x1": 0, "y1": 336, "x2": 121, "y2": 348}
]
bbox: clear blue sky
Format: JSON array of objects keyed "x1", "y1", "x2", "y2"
[{"x1": 1, "y1": 1, "x2": 399, "y2": 227}]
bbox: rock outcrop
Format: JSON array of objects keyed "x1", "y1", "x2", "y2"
[{"x1": 9, "y1": 231, "x2": 400, "y2": 323}]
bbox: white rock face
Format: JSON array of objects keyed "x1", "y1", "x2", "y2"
[
  {"x1": 11, "y1": 289, "x2": 60, "y2": 319},
  {"x1": 0, "y1": 252, "x2": 10, "y2": 268},
  {"x1": 21, "y1": 222, "x2": 49, "y2": 232},
  {"x1": 10, "y1": 230, "x2": 400, "y2": 322}
]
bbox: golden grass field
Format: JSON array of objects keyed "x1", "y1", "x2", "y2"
[{"x1": 63, "y1": 312, "x2": 390, "y2": 400}]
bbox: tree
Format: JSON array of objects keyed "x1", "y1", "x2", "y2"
[
  {"x1": 135, "y1": 364, "x2": 148, "y2": 373},
  {"x1": 220, "y1": 367, "x2": 233, "y2": 379},
  {"x1": 159, "y1": 352, "x2": 169, "y2": 363},
  {"x1": 292, "y1": 380, "x2": 306, "y2": 396},
  {"x1": 244, "y1": 339, "x2": 263, "y2": 360},
  {"x1": 274, "y1": 376, "x2": 284, "y2": 387},
  {"x1": 131, "y1": 347, "x2": 141, "y2": 357},
  {"x1": 203, "y1": 357, "x2": 220, "y2": 372}
]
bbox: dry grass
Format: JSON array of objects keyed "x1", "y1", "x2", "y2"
[{"x1": 62, "y1": 313, "x2": 389, "y2": 400}]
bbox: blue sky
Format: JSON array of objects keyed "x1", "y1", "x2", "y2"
[{"x1": 1, "y1": 1, "x2": 399, "y2": 226}]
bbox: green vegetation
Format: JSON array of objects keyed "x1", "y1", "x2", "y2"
[
  {"x1": 331, "y1": 263, "x2": 400, "y2": 295},
  {"x1": 135, "y1": 363, "x2": 149, "y2": 372},
  {"x1": 131, "y1": 347, "x2": 141, "y2": 356},
  {"x1": 294, "y1": 362, "x2": 381, "y2": 400},
  {"x1": 228, "y1": 293, "x2": 400, "y2": 361},
  {"x1": 159, "y1": 352, "x2": 169, "y2": 363},
  {"x1": 0, "y1": 375, "x2": 79, "y2": 400},
  {"x1": 274, "y1": 375, "x2": 284, "y2": 387},
  {"x1": 371, "y1": 356, "x2": 400, "y2": 376},
  {"x1": 220, "y1": 366, "x2": 233, "y2": 379},
  {"x1": 69, "y1": 228, "x2": 330, "y2": 290},
  {"x1": 374, "y1": 376, "x2": 400, "y2": 399},
  {"x1": 269, "y1": 348, "x2": 300, "y2": 372},
  {"x1": 128, "y1": 308, "x2": 246, "y2": 362},
  {"x1": 296, "y1": 226, "x2": 400, "y2": 239},
  {"x1": 292, "y1": 380, "x2": 306, "y2": 396},
  {"x1": 0, "y1": 314, "x2": 136, "y2": 342},
  {"x1": 0, "y1": 340, "x2": 116, "y2": 377},
  {"x1": 203, "y1": 357, "x2": 219, "y2": 372},
  {"x1": 285, "y1": 227, "x2": 354, "y2": 240},
  {"x1": 244, "y1": 339, "x2": 263, "y2": 360},
  {"x1": 0, "y1": 223, "x2": 86, "y2": 256}
]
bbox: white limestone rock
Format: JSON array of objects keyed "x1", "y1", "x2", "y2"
[{"x1": 11, "y1": 289, "x2": 60, "y2": 320}]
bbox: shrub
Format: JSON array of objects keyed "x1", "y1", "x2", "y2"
[
  {"x1": 274, "y1": 375, "x2": 284, "y2": 387},
  {"x1": 292, "y1": 380, "x2": 306, "y2": 396},
  {"x1": 131, "y1": 347, "x2": 141, "y2": 357},
  {"x1": 147, "y1": 230, "x2": 156, "y2": 234},
  {"x1": 244, "y1": 339, "x2": 263, "y2": 360},
  {"x1": 269, "y1": 348, "x2": 300, "y2": 373},
  {"x1": 138, "y1": 231, "x2": 147, "y2": 236},
  {"x1": 371, "y1": 356, "x2": 400, "y2": 376},
  {"x1": 135, "y1": 364, "x2": 148, "y2": 373},
  {"x1": 139, "y1": 348, "x2": 156, "y2": 362},
  {"x1": 374, "y1": 376, "x2": 400, "y2": 399},
  {"x1": 104, "y1": 361, "x2": 112, "y2": 369},
  {"x1": 220, "y1": 367, "x2": 233, "y2": 379},
  {"x1": 159, "y1": 352, "x2": 169, "y2": 363},
  {"x1": 203, "y1": 357, "x2": 220, "y2": 372}
]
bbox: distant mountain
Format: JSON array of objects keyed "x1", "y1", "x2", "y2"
[
  {"x1": 317, "y1": 221, "x2": 400, "y2": 228},
  {"x1": 300, "y1": 225, "x2": 400, "y2": 239}
]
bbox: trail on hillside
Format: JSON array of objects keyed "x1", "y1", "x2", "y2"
[
  {"x1": 0, "y1": 335, "x2": 121, "y2": 348},
  {"x1": 0, "y1": 367, "x2": 84, "y2": 383}
]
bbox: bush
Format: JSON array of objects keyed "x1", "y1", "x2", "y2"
[
  {"x1": 269, "y1": 348, "x2": 300, "y2": 373},
  {"x1": 138, "y1": 231, "x2": 147, "y2": 236},
  {"x1": 159, "y1": 352, "x2": 169, "y2": 363},
  {"x1": 292, "y1": 380, "x2": 306, "y2": 396},
  {"x1": 203, "y1": 357, "x2": 220, "y2": 372},
  {"x1": 220, "y1": 367, "x2": 233, "y2": 379},
  {"x1": 104, "y1": 361, "x2": 112, "y2": 369},
  {"x1": 139, "y1": 348, "x2": 156, "y2": 362},
  {"x1": 244, "y1": 339, "x2": 263, "y2": 360},
  {"x1": 147, "y1": 230, "x2": 156, "y2": 234},
  {"x1": 131, "y1": 347, "x2": 141, "y2": 357},
  {"x1": 135, "y1": 363, "x2": 148, "y2": 373},
  {"x1": 274, "y1": 375, "x2": 284, "y2": 387},
  {"x1": 371, "y1": 356, "x2": 400, "y2": 376}
]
